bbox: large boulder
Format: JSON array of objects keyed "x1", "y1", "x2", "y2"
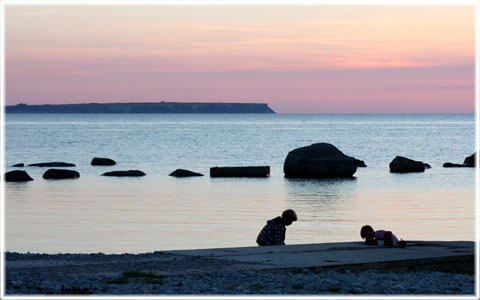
[
  {"x1": 443, "y1": 153, "x2": 475, "y2": 168},
  {"x1": 91, "y1": 157, "x2": 116, "y2": 166},
  {"x1": 169, "y1": 169, "x2": 203, "y2": 177},
  {"x1": 5, "y1": 170, "x2": 34, "y2": 182},
  {"x1": 283, "y1": 143, "x2": 357, "y2": 178},
  {"x1": 389, "y1": 156, "x2": 425, "y2": 173},
  {"x1": 102, "y1": 170, "x2": 146, "y2": 177},
  {"x1": 29, "y1": 162, "x2": 75, "y2": 167},
  {"x1": 43, "y1": 169, "x2": 80, "y2": 179}
]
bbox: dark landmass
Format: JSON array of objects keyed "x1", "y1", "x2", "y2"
[{"x1": 5, "y1": 102, "x2": 276, "y2": 114}]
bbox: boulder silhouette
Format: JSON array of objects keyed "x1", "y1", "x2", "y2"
[
  {"x1": 283, "y1": 143, "x2": 357, "y2": 178},
  {"x1": 43, "y1": 169, "x2": 80, "y2": 179},
  {"x1": 29, "y1": 162, "x2": 75, "y2": 167},
  {"x1": 102, "y1": 170, "x2": 146, "y2": 177},
  {"x1": 169, "y1": 169, "x2": 203, "y2": 177},
  {"x1": 91, "y1": 157, "x2": 116, "y2": 166},
  {"x1": 389, "y1": 156, "x2": 425, "y2": 173},
  {"x1": 463, "y1": 153, "x2": 475, "y2": 167},
  {"x1": 5, "y1": 170, "x2": 33, "y2": 182},
  {"x1": 11, "y1": 163, "x2": 24, "y2": 167},
  {"x1": 443, "y1": 153, "x2": 475, "y2": 168}
]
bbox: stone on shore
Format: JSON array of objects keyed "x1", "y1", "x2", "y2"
[
  {"x1": 11, "y1": 163, "x2": 24, "y2": 167},
  {"x1": 283, "y1": 143, "x2": 357, "y2": 178},
  {"x1": 29, "y1": 162, "x2": 76, "y2": 167},
  {"x1": 102, "y1": 170, "x2": 146, "y2": 177},
  {"x1": 43, "y1": 169, "x2": 80, "y2": 180},
  {"x1": 169, "y1": 169, "x2": 204, "y2": 177},
  {"x1": 5, "y1": 170, "x2": 34, "y2": 182},
  {"x1": 443, "y1": 153, "x2": 475, "y2": 168},
  {"x1": 91, "y1": 157, "x2": 116, "y2": 166},
  {"x1": 210, "y1": 166, "x2": 270, "y2": 177},
  {"x1": 389, "y1": 156, "x2": 425, "y2": 173}
]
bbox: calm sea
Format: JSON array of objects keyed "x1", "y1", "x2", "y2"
[{"x1": 4, "y1": 113, "x2": 477, "y2": 254}]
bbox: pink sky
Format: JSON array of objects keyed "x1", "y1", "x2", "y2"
[{"x1": 5, "y1": 5, "x2": 475, "y2": 113}]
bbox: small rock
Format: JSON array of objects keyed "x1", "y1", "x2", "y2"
[
  {"x1": 11, "y1": 163, "x2": 24, "y2": 167},
  {"x1": 102, "y1": 170, "x2": 146, "y2": 177},
  {"x1": 443, "y1": 153, "x2": 475, "y2": 168},
  {"x1": 463, "y1": 153, "x2": 475, "y2": 167},
  {"x1": 43, "y1": 169, "x2": 80, "y2": 179},
  {"x1": 169, "y1": 169, "x2": 204, "y2": 177},
  {"x1": 5, "y1": 170, "x2": 34, "y2": 182},
  {"x1": 389, "y1": 156, "x2": 425, "y2": 173},
  {"x1": 29, "y1": 162, "x2": 75, "y2": 167},
  {"x1": 91, "y1": 157, "x2": 116, "y2": 166}
]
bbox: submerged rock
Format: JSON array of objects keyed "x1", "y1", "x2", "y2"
[
  {"x1": 11, "y1": 163, "x2": 24, "y2": 167},
  {"x1": 283, "y1": 143, "x2": 357, "y2": 178},
  {"x1": 43, "y1": 169, "x2": 80, "y2": 180},
  {"x1": 29, "y1": 162, "x2": 76, "y2": 167},
  {"x1": 389, "y1": 156, "x2": 425, "y2": 173},
  {"x1": 5, "y1": 170, "x2": 34, "y2": 182},
  {"x1": 102, "y1": 170, "x2": 146, "y2": 177},
  {"x1": 91, "y1": 157, "x2": 116, "y2": 166},
  {"x1": 169, "y1": 169, "x2": 204, "y2": 177}
]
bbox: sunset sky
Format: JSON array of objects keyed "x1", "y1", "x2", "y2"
[{"x1": 5, "y1": 4, "x2": 476, "y2": 113}]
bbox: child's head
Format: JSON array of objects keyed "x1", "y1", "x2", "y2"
[
  {"x1": 282, "y1": 209, "x2": 297, "y2": 226},
  {"x1": 360, "y1": 225, "x2": 374, "y2": 239}
]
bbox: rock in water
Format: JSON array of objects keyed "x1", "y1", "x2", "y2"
[
  {"x1": 389, "y1": 156, "x2": 425, "y2": 173},
  {"x1": 443, "y1": 153, "x2": 475, "y2": 168},
  {"x1": 283, "y1": 143, "x2": 357, "y2": 178},
  {"x1": 463, "y1": 153, "x2": 475, "y2": 167},
  {"x1": 43, "y1": 169, "x2": 80, "y2": 179},
  {"x1": 5, "y1": 170, "x2": 34, "y2": 182},
  {"x1": 102, "y1": 170, "x2": 146, "y2": 177},
  {"x1": 91, "y1": 157, "x2": 116, "y2": 166},
  {"x1": 29, "y1": 162, "x2": 76, "y2": 167},
  {"x1": 11, "y1": 163, "x2": 24, "y2": 167},
  {"x1": 169, "y1": 169, "x2": 204, "y2": 177}
]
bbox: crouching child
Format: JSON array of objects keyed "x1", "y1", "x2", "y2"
[{"x1": 256, "y1": 209, "x2": 297, "y2": 246}]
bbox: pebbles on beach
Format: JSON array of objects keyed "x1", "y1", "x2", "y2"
[{"x1": 5, "y1": 252, "x2": 474, "y2": 295}]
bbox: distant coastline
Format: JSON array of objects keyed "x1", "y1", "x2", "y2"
[{"x1": 5, "y1": 102, "x2": 276, "y2": 114}]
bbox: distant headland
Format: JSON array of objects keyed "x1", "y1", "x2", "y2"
[{"x1": 5, "y1": 102, "x2": 276, "y2": 114}]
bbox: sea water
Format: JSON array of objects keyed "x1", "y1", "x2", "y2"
[{"x1": 4, "y1": 113, "x2": 476, "y2": 254}]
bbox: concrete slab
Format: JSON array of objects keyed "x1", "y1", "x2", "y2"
[{"x1": 164, "y1": 241, "x2": 474, "y2": 273}]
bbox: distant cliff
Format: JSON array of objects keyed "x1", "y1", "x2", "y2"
[{"x1": 5, "y1": 102, "x2": 276, "y2": 114}]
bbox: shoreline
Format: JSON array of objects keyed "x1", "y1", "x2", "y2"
[{"x1": 4, "y1": 241, "x2": 476, "y2": 296}]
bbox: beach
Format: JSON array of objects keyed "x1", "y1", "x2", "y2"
[{"x1": 5, "y1": 241, "x2": 475, "y2": 296}]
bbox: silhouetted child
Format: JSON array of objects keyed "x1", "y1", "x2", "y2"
[
  {"x1": 360, "y1": 225, "x2": 406, "y2": 247},
  {"x1": 256, "y1": 209, "x2": 297, "y2": 246}
]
